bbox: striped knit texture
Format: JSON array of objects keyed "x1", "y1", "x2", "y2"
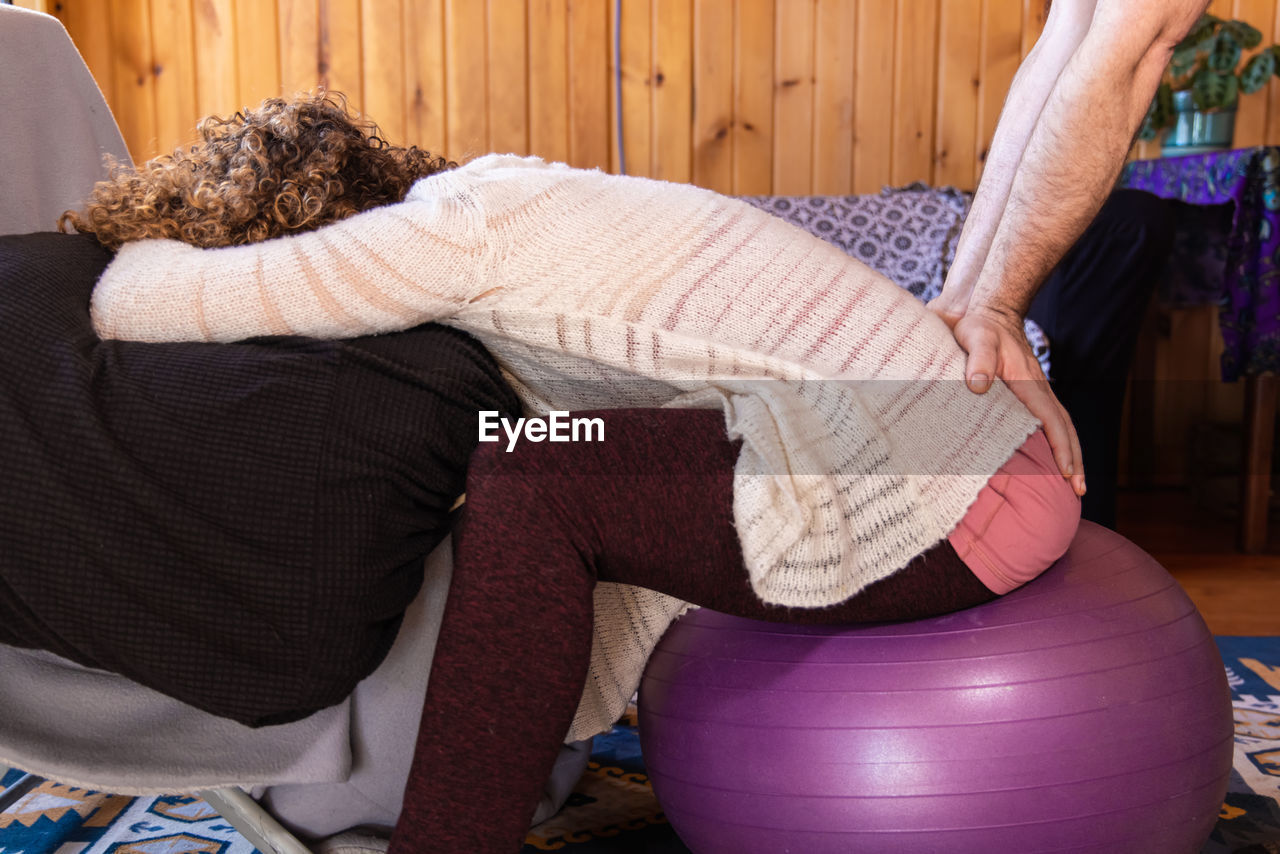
[{"x1": 93, "y1": 154, "x2": 1039, "y2": 739}]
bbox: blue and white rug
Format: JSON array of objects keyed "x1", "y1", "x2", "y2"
[
  {"x1": 0, "y1": 786, "x2": 255, "y2": 854},
  {"x1": 1210, "y1": 637, "x2": 1280, "y2": 853}
]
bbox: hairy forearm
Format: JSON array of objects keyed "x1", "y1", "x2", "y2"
[
  {"x1": 938, "y1": 0, "x2": 1096, "y2": 315},
  {"x1": 939, "y1": 0, "x2": 1207, "y2": 321},
  {"x1": 967, "y1": 0, "x2": 1202, "y2": 319}
]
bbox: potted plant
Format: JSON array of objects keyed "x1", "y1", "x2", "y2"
[{"x1": 1139, "y1": 14, "x2": 1280, "y2": 154}]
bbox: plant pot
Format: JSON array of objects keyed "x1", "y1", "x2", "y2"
[{"x1": 1162, "y1": 89, "x2": 1236, "y2": 155}]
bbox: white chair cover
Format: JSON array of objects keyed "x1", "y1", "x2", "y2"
[{"x1": 0, "y1": 6, "x2": 131, "y2": 236}]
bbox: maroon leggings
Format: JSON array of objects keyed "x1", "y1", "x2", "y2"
[{"x1": 388, "y1": 409, "x2": 996, "y2": 854}]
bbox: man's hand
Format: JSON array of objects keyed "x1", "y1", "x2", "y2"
[{"x1": 931, "y1": 301, "x2": 1086, "y2": 497}]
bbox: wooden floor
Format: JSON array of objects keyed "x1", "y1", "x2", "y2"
[{"x1": 1116, "y1": 487, "x2": 1280, "y2": 635}]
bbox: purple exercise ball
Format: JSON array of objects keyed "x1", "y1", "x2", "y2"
[{"x1": 639, "y1": 521, "x2": 1234, "y2": 854}]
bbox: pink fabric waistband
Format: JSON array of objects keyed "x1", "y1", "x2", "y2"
[{"x1": 946, "y1": 429, "x2": 1081, "y2": 595}]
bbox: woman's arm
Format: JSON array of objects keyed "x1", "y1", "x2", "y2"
[{"x1": 91, "y1": 187, "x2": 488, "y2": 343}]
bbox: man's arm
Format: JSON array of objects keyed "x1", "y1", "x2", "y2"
[
  {"x1": 931, "y1": 0, "x2": 1208, "y2": 497},
  {"x1": 930, "y1": 0, "x2": 1097, "y2": 323}
]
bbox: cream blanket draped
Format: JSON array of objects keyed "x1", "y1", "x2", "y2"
[{"x1": 92, "y1": 154, "x2": 1038, "y2": 740}]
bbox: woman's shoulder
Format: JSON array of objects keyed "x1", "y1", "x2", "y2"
[
  {"x1": 463, "y1": 152, "x2": 570, "y2": 172},
  {"x1": 407, "y1": 154, "x2": 638, "y2": 224},
  {"x1": 409, "y1": 153, "x2": 569, "y2": 189},
  {"x1": 408, "y1": 152, "x2": 748, "y2": 204}
]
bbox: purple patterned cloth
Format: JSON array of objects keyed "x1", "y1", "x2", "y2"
[
  {"x1": 742, "y1": 190, "x2": 1053, "y2": 377},
  {"x1": 1120, "y1": 146, "x2": 1280, "y2": 380}
]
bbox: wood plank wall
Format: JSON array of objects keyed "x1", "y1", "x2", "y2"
[{"x1": 29, "y1": 0, "x2": 1280, "y2": 194}]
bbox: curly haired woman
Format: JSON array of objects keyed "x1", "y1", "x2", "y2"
[
  {"x1": 68, "y1": 93, "x2": 1079, "y2": 854},
  {"x1": 61, "y1": 94, "x2": 452, "y2": 250}
]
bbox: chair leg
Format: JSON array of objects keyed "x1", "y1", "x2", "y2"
[
  {"x1": 198, "y1": 788, "x2": 314, "y2": 854},
  {"x1": 1240, "y1": 372, "x2": 1277, "y2": 553}
]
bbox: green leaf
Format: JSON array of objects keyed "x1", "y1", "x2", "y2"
[
  {"x1": 1192, "y1": 68, "x2": 1239, "y2": 109},
  {"x1": 1225, "y1": 72, "x2": 1241, "y2": 107},
  {"x1": 1170, "y1": 43, "x2": 1199, "y2": 80},
  {"x1": 1140, "y1": 82, "x2": 1174, "y2": 139},
  {"x1": 1223, "y1": 19, "x2": 1263, "y2": 50},
  {"x1": 1138, "y1": 109, "x2": 1159, "y2": 141},
  {"x1": 1208, "y1": 31, "x2": 1242, "y2": 72},
  {"x1": 1177, "y1": 13, "x2": 1221, "y2": 51},
  {"x1": 1157, "y1": 81, "x2": 1173, "y2": 115},
  {"x1": 1241, "y1": 50, "x2": 1276, "y2": 93}
]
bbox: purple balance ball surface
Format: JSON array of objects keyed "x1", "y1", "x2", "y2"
[{"x1": 638, "y1": 521, "x2": 1234, "y2": 854}]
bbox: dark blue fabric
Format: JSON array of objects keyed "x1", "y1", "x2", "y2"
[{"x1": 1027, "y1": 190, "x2": 1178, "y2": 528}]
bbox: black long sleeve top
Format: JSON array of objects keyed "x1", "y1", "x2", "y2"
[{"x1": 0, "y1": 232, "x2": 520, "y2": 726}]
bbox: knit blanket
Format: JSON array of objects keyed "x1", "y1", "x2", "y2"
[
  {"x1": 93, "y1": 155, "x2": 1039, "y2": 740},
  {"x1": 739, "y1": 191, "x2": 1052, "y2": 377}
]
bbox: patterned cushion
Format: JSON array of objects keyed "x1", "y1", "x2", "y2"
[{"x1": 741, "y1": 188, "x2": 1052, "y2": 376}]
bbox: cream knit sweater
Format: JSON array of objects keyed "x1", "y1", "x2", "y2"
[{"x1": 93, "y1": 154, "x2": 1038, "y2": 740}]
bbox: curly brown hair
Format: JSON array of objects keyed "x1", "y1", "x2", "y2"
[{"x1": 60, "y1": 92, "x2": 453, "y2": 250}]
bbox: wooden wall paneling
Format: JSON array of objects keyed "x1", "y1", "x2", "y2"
[
  {"x1": 443, "y1": 0, "x2": 487, "y2": 160},
  {"x1": 772, "y1": 0, "x2": 815, "y2": 194},
  {"x1": 194, "y1": 0, "x2": 239, "y2": 118},
  {"x1": 651, "y1": 0, "x2": 693, "y2": 183},
  {"x1": 1019, "y1": 0, "x2": 1044, "y2": 58},
  {"x1": 361, "y1": 0, "x2": 407, "y2": 141},
  {"x1": 890, "y1": 0, "x2": 939, "y2": 187},
  {"x1": 528, "y1": 0, "x2": 569, "y2": 164},
  {"x1": 57, "y1": 2, "x2": 117, "y2": 109},
  {"x1": 692, "y1": 0, "x2": 735, "y2": 192},
  {"x1": 235, "y1": 0, "x2": 281, "y2": 108},
  {"x1": 616, "y1": 0, "x2": 651, "y2": 175},
  {"x1": 568, "y1": 0, "x2": 610, "y2": 168},
  {"x1": 1132, "y1": 137, "x2": 1162, "y2": 162},
  {"x1": 852, "y1": 0, "x2": 893, "y2": 193},
  {"x1": 1233, "y1": 0, "x2": 1277, "y2": 149},
  {"x1": 1268, "y1": 6, "x2": 1280, "y2": 143},
  {"x1": 151, "y1": 0, "x2": 199, "y2": 152},
  {"x1": 811, "y1": 0, "x2": 855, "y2": 194},
  {"x1": 319, "y1": 0, "x2": 362, "y2": 107},
  {"x1": 732, "y1": 0, "x2": 774, "y2": 194},
  {"x1": 1205, "y1": 0, "x2": 1234, "y2": 18},
  {"x1": 934, "y1": 0, "x2": 981, "y2": 189},
  {"x1": 12, "y1": 0, "x2": 49, "y2": 13},
  {"x1": 278, "y1": 0, "x2": 321, "y2": 93},
  {"x1": 606, "y1": 0, "x2": 620, "y2": 173},
  {"x1": 974, "y1": 0, "x2": 1022, "y2": 187},
  {"x1": 61, "y1": 1, "x2": 1280, "y2": 196},
  {"x1": 109, "y1": 0, "x2": 160, "y2": 160},
  {"x1": 403, "y1": 0, "x2": 447, "y2": 152},
  {"x1": 487, "y1": 0, "x2": 528, "y2": 156}
]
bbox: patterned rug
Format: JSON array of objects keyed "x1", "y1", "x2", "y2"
[
  {"x1": 3, "y1": 637, "x2": 1278, "y2": 854},
  {"x1": 1213, "y1": 637, "x2": 1280, "y2": 854},
  {"x1": 0, "y1": 784, "x2": 254, "y2": 854}
]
